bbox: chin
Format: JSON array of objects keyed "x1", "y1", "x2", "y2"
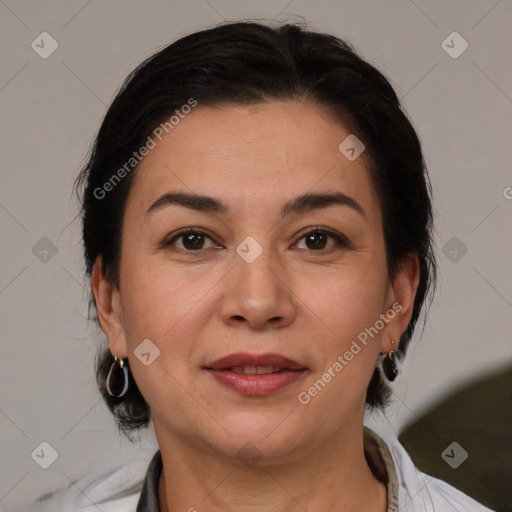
[{"x1": 205, "y1": 411, "x2": 305, "y2": 462}]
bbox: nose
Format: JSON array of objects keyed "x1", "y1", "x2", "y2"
[{"x1": 219, "y1": 246, "x2": 296, "y2": 330}]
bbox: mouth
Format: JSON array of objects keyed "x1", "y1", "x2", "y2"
[
  {"x1": 226, "y1": 365, "x2": 291, "y2": 375},
  {"x1": 204, "y1": 352, "x2": 307, "y2": 396}
]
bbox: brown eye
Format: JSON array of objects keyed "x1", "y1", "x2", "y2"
[
  {"x1": 305, "y1": 232, "x2": 328, "y2": 250},
  {"x1": 165, "y1": 229, "x2": 218, "y2": 251},
  {"x1": 295, "y1": 229, "x2": 349, "y2": 251},
  {"x1": 182, "y1": 232, "x2": 205, "y2": 250}
]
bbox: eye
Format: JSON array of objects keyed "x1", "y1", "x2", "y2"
[
  {"x1": 295, "y1": 228, "x2": 349, "y2": 251},
  {"x1": 164, "y1": 229, "x2": 219, "y2": 251}
]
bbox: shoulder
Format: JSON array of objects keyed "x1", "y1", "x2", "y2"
[
  {"x1": 15, "y1": 453, "x2": 151, "y2": 512},
  {"x1": 378, "y1": 430, "x2": 493, "y2": 511},
  {"x1": 413, "y1": 471, "x2": 494, "y2": 512}
]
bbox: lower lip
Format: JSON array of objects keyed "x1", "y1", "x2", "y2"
[{"x1": 206, "y1": 369, "x2": 306, "y2": 396}]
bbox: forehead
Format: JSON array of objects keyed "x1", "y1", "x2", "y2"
[{"x1": 128, "y1": 100, "x2": 380, "y2": 221}]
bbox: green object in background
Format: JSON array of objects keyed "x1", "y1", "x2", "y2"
[{"x1": 399, "y1": 365, "x2": 512, "y2": 511}]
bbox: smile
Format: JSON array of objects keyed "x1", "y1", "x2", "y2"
[{"x1": 204, "y1": 352, "x2": 307, "y2": 396}]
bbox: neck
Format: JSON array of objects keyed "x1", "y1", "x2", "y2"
[{"x1": 155, "y1": 421, "x2": 387, "y2": 512}]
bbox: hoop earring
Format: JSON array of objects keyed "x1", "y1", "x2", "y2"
[
  {"x1": 382, "y1": 342, "x2": 399, "y2": 382},
  {"x1": 106, "y1": 356, "x2": 129, "y2": 398}
]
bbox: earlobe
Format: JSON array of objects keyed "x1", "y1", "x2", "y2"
[{"x1": 91, "y1": 257, "x2": 128, "y2": 358}]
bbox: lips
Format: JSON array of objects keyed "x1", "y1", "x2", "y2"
[
  {"x1": 204, "y1": 352, "x2": 307, "y2": 396},
  {"x1": 205, "y1": 352, "x2": 306, "y2": 372}
]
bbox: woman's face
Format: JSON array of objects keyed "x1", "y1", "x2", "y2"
[{"x1": 95, "y1": 99, "x2": 417, "y2": 461}]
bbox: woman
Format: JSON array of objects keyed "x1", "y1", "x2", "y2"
[{"x1": 76, "y1": 21, "x2": 492, "y2": 511}]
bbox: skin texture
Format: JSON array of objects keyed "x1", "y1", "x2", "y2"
[{"x1": 92, "y1": 99, "x2": 419, "y2": 511}]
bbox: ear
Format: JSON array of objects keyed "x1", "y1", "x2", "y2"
[
  {"x1": 380, "y1": 252, "x2": 420, "y2": 353},
  {"x1": 91, "y1": 257, "x2": 128, "y2": 358}
]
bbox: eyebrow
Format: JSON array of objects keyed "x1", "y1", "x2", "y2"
[
  {"x1": 281, "y1": 192, "x2": 367, "y2": 221},
  {"x1": 147, "y1": 192, "x2": 228, "y2": 215},
  {"x1": 146, "y1": 191, "x2": 367, "y2": 221}
]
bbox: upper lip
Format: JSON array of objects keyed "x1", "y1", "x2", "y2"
[{"x1": 204, "y1": 352, "x2": 306, "y2": 371}]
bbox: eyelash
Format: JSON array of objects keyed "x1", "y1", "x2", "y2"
[{"x1": 163, "y1": 227, "x2": 350, "y2": 253}]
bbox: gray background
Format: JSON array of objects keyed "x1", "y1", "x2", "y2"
[{"x1": 1, "y1": 0, "x2": 511, "y2": 510}]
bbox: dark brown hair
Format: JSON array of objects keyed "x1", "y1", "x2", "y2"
[{"x1": 75, "y1": 21, "x2": 437, "y2": 436}]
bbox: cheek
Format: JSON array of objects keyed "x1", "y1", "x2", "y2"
[
  {"x1": 119, "y1": 251, "x2": 213, "y2": 339},
  {"x1": 304, "y1": 259, "x2": 388, "y2": 330},
  {"x1": 117, "y1": 263, "x2": 215, "y2": 409},
  {"x1": 294, "y1": 258, "x2": 389, "y2": 402},
  {"x1": 295, "y1": 270, "x2": 386, "y2": 414}
]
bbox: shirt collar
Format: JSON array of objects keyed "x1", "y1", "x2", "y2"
[
  {"x1": 136, "y1": 449, "x2": 161, "y2": 512},
  {"x1": 364, "y1": 426, "x2": 400, "y2": 512}
]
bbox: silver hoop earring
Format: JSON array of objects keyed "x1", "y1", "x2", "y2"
[{"x1": 106, "y1": 356, "x2": 129, "y2": 398}]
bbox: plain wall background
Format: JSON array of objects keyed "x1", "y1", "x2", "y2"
[{"x1": 1, "y1": 0, "x2": 511, "y2": 509}]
